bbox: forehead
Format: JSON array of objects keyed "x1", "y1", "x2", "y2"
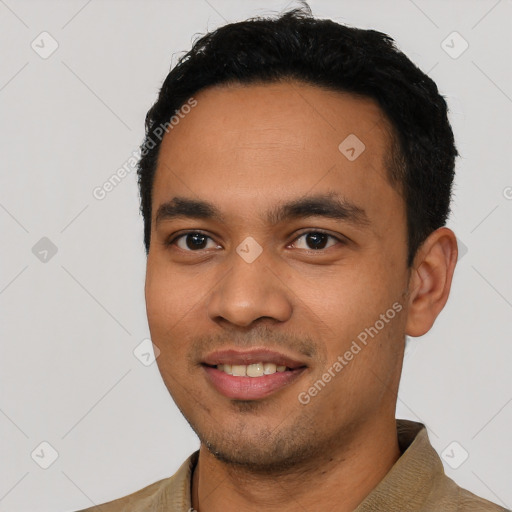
[{"x1": 152, "y1": 81, "x2": 402, "y2": 230}]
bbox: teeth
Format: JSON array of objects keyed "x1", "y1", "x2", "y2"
[
  {"x1": 216, "y1": 362, "x2": 290, "y2": 377},
  {"x1": 263, "y1": 363, "x2": 277, "y2": 374},
  {"x1": 231, "y1": 364, "x2": 246, "y2": 376},
  {"x1": 217, "y1": 364, "x2": 232, "y2": 375}
]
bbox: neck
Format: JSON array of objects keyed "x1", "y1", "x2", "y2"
[{"x1": 191, "y1": 417, "x2": 401, "y2": 512}]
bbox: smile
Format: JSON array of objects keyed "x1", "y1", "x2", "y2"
[
  {"x1": 215, "y1": 362, "x2": 290, "y2": 377},
  {"x1": 202, "y1": 364, "x2": 307, "y2": 400}
]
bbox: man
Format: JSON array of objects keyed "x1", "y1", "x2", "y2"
[{"x1": 78, "y1": 5, "x2": 508, "y2": 512}]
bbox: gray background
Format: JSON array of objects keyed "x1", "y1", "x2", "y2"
[{"x1": 1, "y1": 0, "x2": 511, "y2": 510}]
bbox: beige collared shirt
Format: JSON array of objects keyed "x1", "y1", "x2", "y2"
[{"x1": 76, "y1": 419, "x2": 509, "y2": 511}]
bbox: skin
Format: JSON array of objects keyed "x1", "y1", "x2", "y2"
[{"x1": 144, "y1": 80, "x2": 458, "y2": 512}]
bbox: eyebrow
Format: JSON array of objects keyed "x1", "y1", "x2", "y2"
[{"x1": 155, "y1": 192, "x2": 370, "y2": 228}]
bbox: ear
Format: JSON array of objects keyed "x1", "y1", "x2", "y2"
[{"x1": 405, "y1": 227, "x2": 458, "y2": 337}]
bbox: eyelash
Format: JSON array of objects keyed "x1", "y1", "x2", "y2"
[{"x1": 166, "y1": 229, "x2": 345, "y2": 253}]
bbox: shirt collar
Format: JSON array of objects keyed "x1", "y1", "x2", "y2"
[
  {"x1": 354, "y1": 419, "x2": 444, "y2": 511},
  {"x1": 169, "y1": 419, "x2": 440, "y2": 511}
]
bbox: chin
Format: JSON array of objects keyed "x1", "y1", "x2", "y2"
[
  {"x1": 194, "y1": 419, "x2": 322, "y2": 475},
  {"x1": 206, "y1": 439, "x2": 312, "y2": 473}
]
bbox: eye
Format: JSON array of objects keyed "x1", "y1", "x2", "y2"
[
  {"x1": 167, "y1": 230, "x2": 344, "y2": 252},
  {"x1": 169, "y1": 232, "x2": 220, "y2": 251},
  {"x1": 291, "y1": 230, "x2": 343, "y2": 251}
]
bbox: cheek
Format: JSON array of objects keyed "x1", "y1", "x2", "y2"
[
  {"x1": 145, "y1": 274, "x2": 170, "y2": 331},
  {"x1": 298, "y1": 264, "x2": 388, "y2": 327},
  {"x1": 145, "y1": 257, "x2": 194, "y2": 325},
  {"x1": 145, "y1": 266, "x2": 196, "y2": 397},
  {"x1": 145, "y1": 260, "x2": 207, "y2": 366},
  {"x1": 294, "y1": 260, "x2": 405, "y2": 371}
]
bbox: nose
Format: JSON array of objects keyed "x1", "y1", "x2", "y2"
[{"x1": 207, "y1": 248, "x2": 293, "y2": 328}]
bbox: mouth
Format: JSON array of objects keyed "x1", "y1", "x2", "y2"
[
  {"x1": 201, "y1": 348, "x2": 308, "y2": 400},
  {"x1": 207, "y1": 362, "x2": 295, "y2": 376}
]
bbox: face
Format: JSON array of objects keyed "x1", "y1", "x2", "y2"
[{"x1": 145, "y1": 81, "x2": 411, "y2": 472}]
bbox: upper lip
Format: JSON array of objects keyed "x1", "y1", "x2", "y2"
[{"x1": 202, "y1": 348, "x2": 308, "y2": 369}]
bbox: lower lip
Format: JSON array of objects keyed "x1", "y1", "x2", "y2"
[{"x1": 203, "y1": 365, "x2": 307, "y2": 400}]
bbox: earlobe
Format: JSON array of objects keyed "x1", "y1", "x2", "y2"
[{"x1": 405, "y1": 227, "x2": 458, "y2": 337}]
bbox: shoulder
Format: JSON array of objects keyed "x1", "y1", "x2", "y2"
[
  {"x1": 74, "y1": 451, "x2": 199, "y2": 512},
  {"x1": 425, "y1": 469, "x2": 509, "y2": 511},
  {"x1": 74, "y1": 477, "x2": 174, "y2": 512},
  {"x1": 384, "y1": 420, "x2": 509, "y2": 511},
  {"x1": 455, "y1": 483, "x2": 509, "y2": 511}
]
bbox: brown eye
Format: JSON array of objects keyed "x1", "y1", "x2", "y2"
[
  {"x1": 170, "y1": 232, "x2": 219, "y2": 251},
  {"x1": 292, "y1": 231, "x2": 342, "y2": 251}
]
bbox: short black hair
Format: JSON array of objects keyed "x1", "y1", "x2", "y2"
[{"x1": 137, "y1": 4, "x2": 457, "y2": 266}]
